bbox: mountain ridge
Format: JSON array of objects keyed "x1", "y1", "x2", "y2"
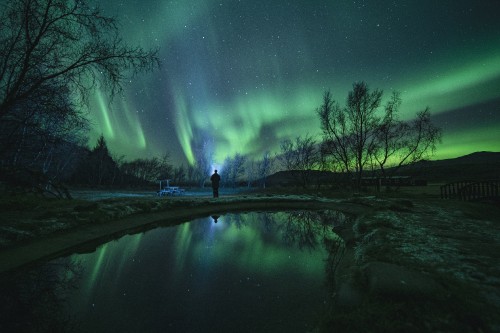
[
  {"x1": 408, "y1": 151, "x2": 500, "y2": 182},
  {"x1": 265, "y1": 151, "x2": 500, "y2": 185}
]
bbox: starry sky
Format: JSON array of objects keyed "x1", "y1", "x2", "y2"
[{"x1": 89, "y1": 0, "x2": 500, "y2": 165}]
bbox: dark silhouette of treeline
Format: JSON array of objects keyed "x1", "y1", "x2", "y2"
[{"x1": 0, "y1": 135, "x2": 178, "y2": 197}]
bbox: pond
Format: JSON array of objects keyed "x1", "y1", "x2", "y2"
[{"x1": 0, "y1": 210, "x2": 350, "y2": 332}]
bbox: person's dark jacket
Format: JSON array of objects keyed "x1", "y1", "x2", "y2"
[{"x1": 210, "y1": 172, "x2": 220, "y2": 188}]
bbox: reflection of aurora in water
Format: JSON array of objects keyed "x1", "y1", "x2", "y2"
[{"x1": 0, "y1": 211, "x2": 349, "y2": 332}]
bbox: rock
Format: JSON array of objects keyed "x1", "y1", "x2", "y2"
[{"x1": 363, "y1": 261, "x2": 444, "y2": 299}]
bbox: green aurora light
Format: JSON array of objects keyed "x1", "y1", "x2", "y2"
[{"x1": 87, "y1": 0, "x2": 500, "y2": 164}]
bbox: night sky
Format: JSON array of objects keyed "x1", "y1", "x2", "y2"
[{"x1": 89, "y1": 0, "x2": 500, "y2": 165}]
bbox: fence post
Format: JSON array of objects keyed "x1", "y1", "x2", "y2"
[{"x1": 441, "y1": 180, "x2": 499, "y2": 201}]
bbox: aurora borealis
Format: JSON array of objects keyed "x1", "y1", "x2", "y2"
[
  {"x1": 59, "y1": 212, "x2": 341, "y2": 331},
  {"x1": 89, "y1": 0, "x2": 500, "y2": 165}
]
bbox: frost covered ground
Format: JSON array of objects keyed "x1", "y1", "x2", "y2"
[
  {"x1": 331, "y1": 196, "x2": 500, "y2": 332},
  {"x1": 70, "y1": 187, "x2": 246, "y2": 200}
]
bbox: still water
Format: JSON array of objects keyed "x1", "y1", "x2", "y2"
[{"x1": 0, "y1": 210, "x2": 349, "y2": 333}]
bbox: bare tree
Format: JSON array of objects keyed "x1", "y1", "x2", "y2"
[
  {"x1": 1, "y1": 82, "x2": 88, "y2": 168},
  {"x1": 192, "y1": 141, "x2": 213, "y2": 188},
  {"x1": 186, "y1": 164, "x2": 196, "y2": 185},
  {"x1": 257, "y1": 151, "x2": 273, "y2": 188},
  {"x1": 345, "y1": 82, "x2": 382, "y2": 188},
  {"x1": 172, "y1": 164, "x2": 187, "y2": 185},
  {"x1": 0, "y1": 0, "x2": 159, "y2": 119},
  {"x1": 317, "y1": 90, "x2": 355, "y2": 180},
  {"x1": 120, "y1": 154, "x2": 172, "y2": 184},
  {"x1": 276, "y1": 138, "x2": 295, "y2": 171},
  {"x1": 276, "y1": 134, "x2": 319, "y2": 188},
  {"x1": 372, "y1": 104, "x2": 441, "y2": 179},
  {"x1": 244, "y1": 151, "x2": 273, "y2": 188},
  {"x1": 318, "y1": 82, "x2": 384, "y2": 188},
  {"x1": 370, "y1": 91, "x2": 406, "y2": 177},
  {"x1": 0, "y1": 0, "x2": 159, "y2": 190},
  {"x1": 0, "y1": 0, "x2": 159, "y2": 166},
  {"x1": 404, "y1": 108, "x2": 442, "y2": 163},
  {"x1": 222, "y1": 153, "x2": 246, "y2": 188},
  {"x1": 245, "y1": 159, "x2": 258, "y2": 188},
  {"x1": 317, "y1": 82, "x2": 441, "y2": 189}
]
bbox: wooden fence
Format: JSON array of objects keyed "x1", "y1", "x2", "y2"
[{"x1": 440, "y1": 180, "x2": 499, "y2": 201}]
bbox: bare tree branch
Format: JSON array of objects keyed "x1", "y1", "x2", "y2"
[{"x1": 317, "y1": 82, "x2": 442, "y2": 189}]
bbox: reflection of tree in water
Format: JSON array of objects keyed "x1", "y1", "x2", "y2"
[
  {"x1": 223, "y1": 212, "x2": 251, "y2": 229},
  {"x1": 260, "y1": 212, "x2": 277, "y2": 233},
  {"x1": 280, "y1": 211, "x2": 321, "y2": 250},
  {"x1": 316, "y1": 210, "x2": 348, "y2": 296},
  {"x1": 204, "y1": 210, "x2": 349, "y2": 256},
  {"x1": 318, "y1": 209, "x2": 352, "y2": 230},
  {"x1": 279, "y1": 210, "x2": 351, "y2": 250},
  {"x1": 278, "y1": 210, "x2": 348, "y2": 297},
  {"x1": 324, "y1": 235, "x2": 346, "y2": 296},
  {"x1": 0, "y1": 260, "x2": 82, "y2": 332},
  {"x1": 200, "y1": 210, "x2": 348, "y2": 295}
]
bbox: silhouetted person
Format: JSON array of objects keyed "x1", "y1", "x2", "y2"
[
  {"x1": 210, "y1": 170, "x2": 221, "y2": 198},
  {"x1": 211, "y1": 215, "x2": 220, "y2": 223}
]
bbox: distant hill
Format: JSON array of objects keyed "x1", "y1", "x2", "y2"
[
  {"x1": 402, "y1": 151, "x2": 500, "y2": 183},
  {"x1": 264, "y1": 152, "x2": 500, "y2": 186}
]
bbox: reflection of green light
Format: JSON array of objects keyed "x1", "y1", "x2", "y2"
[
  {"x1": 115, "y1": 233, "x2": 144, "y2": 276},
  {"x1": 172, "y1": 223, "x2": 193, "y2": 280},
  {"x1": 61, "y1": 211, "x2": 339, "y2": 328},
  {"x1": 88, "y1": 243, "x2": 109, "y2": 289},
  {"x1": 78, "y1": 232, "x2": 147, "y2": 297},
  {"x1": 194, "y1": 213, "x2": 334, "y2": 277}
]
